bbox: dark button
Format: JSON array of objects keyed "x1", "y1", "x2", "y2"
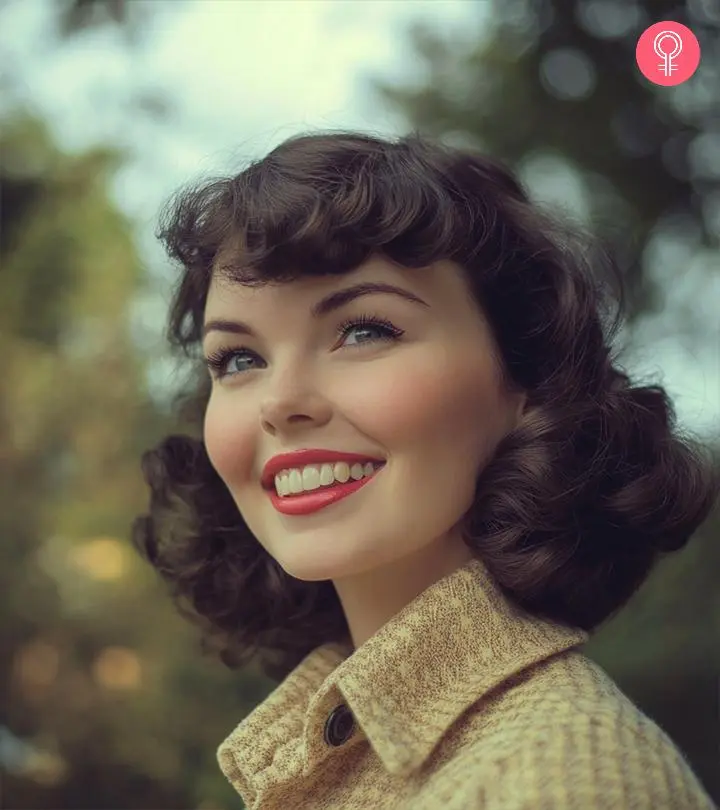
[{"x1": 323, "y1": 703, "x2": 355, "y2": 747}]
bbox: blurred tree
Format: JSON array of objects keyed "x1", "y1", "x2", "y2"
[
  {"x1": 0, "y1": 109, "x2": 255, "y2": 808},
  {"x1": 372, "y1": 0, "x2": 719, "y2": 342},
  {"x1": 368, "y1": 0, "x2": 720, "y2": 800},
  {"x1": 1, "y1": 2, "x2": 259, "y2": 808}
]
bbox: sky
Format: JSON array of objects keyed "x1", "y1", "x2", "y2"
[{"x1": 1, "y1": 0, "x2": 718, "y2": 439}]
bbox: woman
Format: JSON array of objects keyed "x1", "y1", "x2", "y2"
[{"x1": 132, "y1": 130, "x2": 719, "y2": 809}]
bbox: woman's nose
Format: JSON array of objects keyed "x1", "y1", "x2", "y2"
[{"x1": 259, "y1": 377, "x2": 332, "y2": 436}]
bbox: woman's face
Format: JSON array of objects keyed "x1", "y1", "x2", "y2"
[{"x1": 202, "y1": 254, "x2": 526, "y2": 584}]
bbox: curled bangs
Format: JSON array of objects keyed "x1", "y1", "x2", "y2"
[{"x1": 157, "y1": 130, "x2": 528, "y2": 350}]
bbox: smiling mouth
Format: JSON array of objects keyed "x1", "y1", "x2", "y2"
[
  {"x1": 265, "y1": 461, "x2": 385, "y2": 517},
  {"x1": 272, "y1": 460, "x2": 385, "y2": 498}
]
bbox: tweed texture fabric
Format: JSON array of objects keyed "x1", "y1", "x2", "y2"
[{"x1": 217, "y1": 557, "x2": 716, "y2": 809}]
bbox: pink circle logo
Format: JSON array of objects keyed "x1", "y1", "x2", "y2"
[{"x1": 636, "y1": 21, "x2": 701, "y2": 86}]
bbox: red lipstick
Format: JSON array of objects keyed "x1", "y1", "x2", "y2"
[
  {"x1": 268, "y1": 474, "x2": 380, "y2": 516},
  {"x1": 261, "y1": 449, "x2": 385, "y2": 517}
]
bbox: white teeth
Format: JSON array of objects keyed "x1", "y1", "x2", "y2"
[
  {"x1": 334, "y1": 461, "x2": 350, "y2": 483},
  {"x1": 273, "y1": 460, "x2": 383, "y2": 497},
  {"x1": 302, "y1": 466, "x2": 321, "y2": 491},
  {"x1": 288, "y1": 469, "x2": 303, "y2": 494}
]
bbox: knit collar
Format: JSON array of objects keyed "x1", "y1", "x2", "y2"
[{"x1": 217, "y1": 557, "x2": 589, "y2": 800}]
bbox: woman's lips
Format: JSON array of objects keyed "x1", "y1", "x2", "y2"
[
  {"x1": 266, "y1": 467, "x2": 383, "y2": 516},
  {"x1": 261, "y1": 450, "x2": 384, "y2": 490}
]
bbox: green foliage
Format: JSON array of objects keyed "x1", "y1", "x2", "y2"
[
  {"x1": 0, "y1": 105, "x2": 254, "y2": 808},
  {"x1": 372, "y1": 0, "x2": 719, "y2": 335}
]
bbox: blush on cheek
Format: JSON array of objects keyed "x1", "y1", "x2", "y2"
[
  {"x1": 381, "y1": 357, "x2": 506, "y2": 471},
  {"x1": 334, "y1": 363, "x2": 439, "y2": 435},
  {"x1": 203, "y1": 400, "x2": 254, "y2": 485},
  {"x1": 342, "y1": 357, "x2": 495, "y2": 447}
]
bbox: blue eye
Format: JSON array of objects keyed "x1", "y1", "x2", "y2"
[
  {"x1": 336, "y1": 314, "x2": 404, "y2": 347},
  {"x1": 204, "y1": 314, "x2": 404, "y2": 381},
  {"x1": 204, "y1": 348, "x2": 263, "y2": 379}
]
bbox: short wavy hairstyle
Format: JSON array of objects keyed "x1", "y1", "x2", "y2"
[{"x1": 131, "y1": 130, "x2": 720, "y2": 684}]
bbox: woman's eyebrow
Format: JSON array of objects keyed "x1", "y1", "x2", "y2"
[
  {"x1": 202, "y1": 282, "x2": 429, "y2": 340},
  {"x1": 312, "y1": 282, "x2": 429, "y2": 317}
]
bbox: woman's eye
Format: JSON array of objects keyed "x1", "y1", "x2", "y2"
[
  {"x1": 204, "y1": 348, "x2": 263, "y2": 380},
  {"x1": 204, "y1": 317, "x2": 404, "y2": 381},
  {"x1": 337, "y1": 317, "x2": 404, "y2": 347}
]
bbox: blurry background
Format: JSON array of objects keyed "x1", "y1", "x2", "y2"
[{"x1": 1, "y1": 0, "x2": 718, "y2": 808}]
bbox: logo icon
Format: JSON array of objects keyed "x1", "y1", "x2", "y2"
[
  {"x1": 654, "y1": 30, "x2": 682, "y2": 77},
  {"x1": 636, "y1": 21, "x2": 700, "y2": 86}
]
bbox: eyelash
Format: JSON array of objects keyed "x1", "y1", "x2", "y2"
[{"x1": 204, "y1": 313, "x2": 405, "y2": 380}]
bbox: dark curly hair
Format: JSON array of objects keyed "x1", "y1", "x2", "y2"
[{"x1": 131, "y1": 129, "x2": 720, "y2": 684}]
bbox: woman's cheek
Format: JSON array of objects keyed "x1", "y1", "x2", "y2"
[
  {"x1": 334, "y1": 354, "x2": 454, "y2": 440},
  {"x1": 203, "y1": 394, "x2": 255, "y2": 483},
  {"x1": 358, "y1": 349, "x2": 503, "y2": 454}
]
